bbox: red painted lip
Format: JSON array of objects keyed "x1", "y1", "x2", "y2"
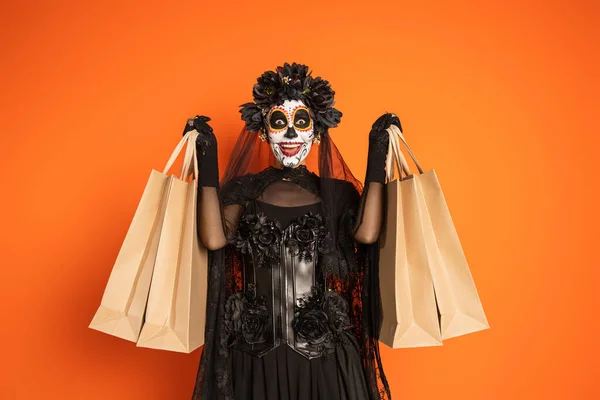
[{"x1": 278, "y1": 142, "x2": 303, "y2": 157}]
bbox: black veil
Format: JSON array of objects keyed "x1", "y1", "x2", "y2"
[{"x1": 192, "y1": 125, "x2": 392, "y2": 400}]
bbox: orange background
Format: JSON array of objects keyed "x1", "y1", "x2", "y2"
[{"x1": 1, "y1": 0, "x2": 598, "y2": 399}]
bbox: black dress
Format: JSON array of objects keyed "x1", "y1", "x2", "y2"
[
  {"x1": 193, "y1": 166, "x2": 390, "y2": 400},
  {"x1": 227, "y1": 199, "x2": 370, "y2": 400}
]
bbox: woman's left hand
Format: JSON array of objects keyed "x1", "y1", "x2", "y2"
[
  {"x1": 364, "y1": 112, "x2": 402, "y2": 184},
  {"x1": 369, "y1": 112, "x2": 401, "y2": 152},
  {"x1": 369, "y1": 112, "x2": 401, "y2": 146}
]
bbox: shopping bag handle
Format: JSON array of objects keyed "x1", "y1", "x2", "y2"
[
  {"x1": 385, "y1": 125, "x2": 425, "y2": 182},
  {"x1": 391, "y1": 125, "x2": 425, "y2": 174},
  {"x1": 179, "y1": 131, "x2": 199, "y2": 182},
  {"x1": 161, "y1": 130, "x2": 199, "y2": 181},
  {"x1": 386, "y1": 126, "x2": 410, "y2": 182},
  {"x1": 162, "y1": 131, "x2": 192, "y2": 174}
]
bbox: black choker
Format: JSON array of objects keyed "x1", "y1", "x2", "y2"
[
  {"x1": 263, "y1": 165, "x2": 319, "y2": 195},
  {"x1": 281, "y1": 165, "x2": 309, "y2": 178}
]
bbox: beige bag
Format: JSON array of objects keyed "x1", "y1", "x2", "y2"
[
  {"x1": 378, "y1": 126, "x2": 443, "y2": 349},
  {"x1": 136, "y1": 131, "x2": 208, "y2": 353},
  {"x1": 89, "y1": 132, "x2": 196, "y2": 342},
  {"x1": 388, "y1": 126, "x2": 489, "y2": 340}
]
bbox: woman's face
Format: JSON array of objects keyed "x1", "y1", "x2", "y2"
[{"x1": 266, "y1": 99, "x2": 314, "y2": 167}]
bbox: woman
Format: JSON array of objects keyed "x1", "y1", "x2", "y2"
[{"x1": 188, "y1": 62, "x2": 400, "y2": 400}]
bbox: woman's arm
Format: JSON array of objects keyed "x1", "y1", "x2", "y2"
[
  {"x1": 197, "y1": 187, "x2": 241, "y2": 250},
  {"x1": 185, "y1": 116, "x2": 241, "y2": 250},
  {"x1": 353, "y1": 113, "x2": 401, "y2": 244},
  {"x1": 353, "y1": 182, "x2": 384, "y2": 244}
]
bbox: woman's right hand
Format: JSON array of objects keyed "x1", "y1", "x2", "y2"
[
  {"x1": 183, "y1": 115, "x2": 217, "y2": 153},
  {"x1": 183, "y1": 115, "x2": 213, "y2": 135},
  {"x1": 184, "y1": 115, "x2": 219, "y2": 187}
]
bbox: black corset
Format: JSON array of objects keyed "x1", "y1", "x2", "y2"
[{"x1": 223, "y1": 200, "x2": 353, "y2": 360}]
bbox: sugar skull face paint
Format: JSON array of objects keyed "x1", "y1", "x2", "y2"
[{"x1": 267, "y1": 99, "x2": 314, "y2": 167}]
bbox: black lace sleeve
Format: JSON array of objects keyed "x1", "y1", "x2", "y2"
[
  {"x1": 352, "y1": 181, "x2": 385, "y2": 244},
  {"x1": 197, "y1": 186, "x2": 242, "y2": 250}
]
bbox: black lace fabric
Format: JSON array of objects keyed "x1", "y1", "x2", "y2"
[
  {"x1": 224, "y1": 282, "x2": 269, "y2": 345},
  {"x1": 192, "y1": 127, "x2": 391, "y2": 400}
]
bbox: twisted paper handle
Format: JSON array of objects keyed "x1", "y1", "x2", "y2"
[
  {"x1": 385, "y1": 124, "x2": 425, "y2": 182},
  {"x1": 161, "y1": 130, "x2": 200, "y2": 182}
]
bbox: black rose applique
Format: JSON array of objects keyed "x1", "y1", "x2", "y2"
[
  {"x1": 293, "y1": 308, "x2": 334, "y2": 348},
  {"x1": 224, "y1": 292, "x2": 246, "y2": 335},
  {"x1": 286, "y1": 212, "x2": 330, "y2": 262},
  {"x1": 292, "y1": 284, "x2": 353, "y2": 353},
  {"x1": 322, "y1": 290, "x2": 353, "y2": 332},
  {"x1": 224, "y1": 283, "x2": 268, "y2": 345},
  {"x1": 230, "y1": 212, "x2": 281, "y2": 268}
]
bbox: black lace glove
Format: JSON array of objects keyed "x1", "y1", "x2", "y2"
[
  {"x1": 183, "y1": 115, "x2": 219, "y2": 188},
  {"x1": 365, "y1": 112, "x2": 402, "y2": 184}
]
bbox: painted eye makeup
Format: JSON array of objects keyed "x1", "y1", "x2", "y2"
[
  {"x1": 293, "y1": 109, "x2": 311, "y2": 129},
  {"x1": 269, "y1": 110, "x2": 288, "y2": 130}
]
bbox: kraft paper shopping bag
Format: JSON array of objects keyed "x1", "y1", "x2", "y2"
[
  {"x1": 136, "y1": 131, "x2": 208, "y2": 353},
  {"x1": 89, "y1": 131, "x2": 198, "y2": 342},
  {"x1": 390, "y1": 126, "x2": 489, "y2": 340},
  {"x1": 378, "y1": 128, "x2": 443, "y2": 348}
]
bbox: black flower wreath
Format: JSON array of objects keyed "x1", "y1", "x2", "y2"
[
  {"x1": 286, "y1": 212, "x2": 330, "y2": 262},
  {"x1": 229, "y1": 212, "x2": 282, "y2": 268},
  {"x1": 224, "y1": 283, "x2": 269, "y2": 345},
  {"x1": 239, "y1": 62, "x2": 342, "y2": 135}
]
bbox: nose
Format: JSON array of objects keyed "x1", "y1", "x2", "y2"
[{"x1": 283, "y1": 126, "x2": 298, "y2": 139}]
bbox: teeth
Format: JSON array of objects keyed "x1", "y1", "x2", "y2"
[{"x1": 280, "y1": 144, "x2": 301, "y2": 149}]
